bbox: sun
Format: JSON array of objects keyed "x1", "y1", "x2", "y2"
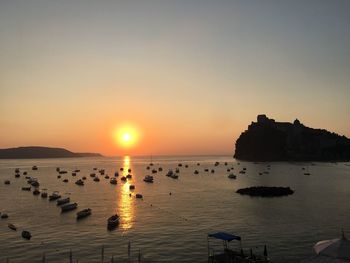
[{"x1": 114, "y1": 124, "x2": 139, "y2": 149}]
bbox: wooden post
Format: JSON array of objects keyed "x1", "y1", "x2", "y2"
[
  {"x1": 69, "y1": 249, "x2": 73, "y2": 263},
  {"x1": 128, "y1": 241, "x2": 131, "y2": 263},
  {"x1": 101, "y1": 245, "x2": 104, "y2": 263}
]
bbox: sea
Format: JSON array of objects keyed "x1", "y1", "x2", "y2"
[{"x1": 0, "y1": 156, "x2": 349, "y2": 263}]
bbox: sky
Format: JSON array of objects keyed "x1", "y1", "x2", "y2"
[{"x1": 0, "y1": 0, "x2": 349, "y2": 156}]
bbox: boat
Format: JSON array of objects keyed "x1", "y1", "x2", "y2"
[
  {"x1": 1, "y1": 213, "x2": 8, "y2": 219},
  {"x1": 57, "y1": 197, "x2": 70, "y2": 206},
  {"x1": 107, "y1": 214, "x2": 120, "y2": 229},
  {"x1": 33, "y1": 189, "x2": 40, "y2": 195},
  {"x1": 32, "y1": 166, "x2": 38, "y2": 170},
  {"x1": 49, "y1": 192, "x2": 61, "y2": 201},
  {"x1": 110, "y1": 178, "x2": 117, "y2": 184},
  {"x1": 22, "y1": 187, "x2": 31, "y2": 191},
  {"x1": 143, "y1": 175, "x2": 154, "y2": 183},
  {"x1": 4, "y1": 180, "x2": 10, "y2": 185},
  {"x1": 30, "y1": 180, "x2": 39, "y2": 187},
  {"x1": 166, "y1": 170, "x2": 174, "y2": 177},
  {"x1": 77, "y1": 208, "x2": 92, "y2": 220},
  {"x1": 22, "y1": 230, "x2": 32, "y2": 240},
  {"x1": 61, "y1": 203, "x2": 78, "y2": 212},
  {"x1": 228, "y1": 173, "x2": 237, "y2": 179},
  {"x1": 75, "y1": 179, "x2": 84, "y2": 186},
  {"x1": 93, "y1": 177, "x2": 100, "y2": 182},
  {"x1": 41, "y1": 192, "x2": 48, "y2": 198},
  {"x1": 8, "y1": 223, "x2": 17, "y2": 231},
  {"x1": 136, "y1": 193, "x2": 143, "y2": 199},
  {"x1": 170, "y1": 174, "x2": 179, "y2": 179}
]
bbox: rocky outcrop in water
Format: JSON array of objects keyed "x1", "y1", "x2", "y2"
[
  {"x1": 236, "y1": 186, "x2": 294, "y2": 197},
  {"x1": 234, "y1": 115, "x2": 350, "y2": 161}
]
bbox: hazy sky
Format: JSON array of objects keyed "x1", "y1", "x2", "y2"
[{"x1": 1, "y1": 0, "x2": 349, "y2": 156}]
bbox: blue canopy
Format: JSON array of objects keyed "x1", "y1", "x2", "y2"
[{"x1": 208, "y1": 232, "x2": 241, "y2": 242}]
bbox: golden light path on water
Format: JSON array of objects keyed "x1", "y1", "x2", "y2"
[{"x1": 117, "y1": 155, "x2": 134, "y2": 231}]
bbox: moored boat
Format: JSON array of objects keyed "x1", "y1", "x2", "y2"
[
  {"x1": 143, "y1": 175, "x2": 154, "y2": 183},
  {"x1": 8, "y1": 223, "x2": 17, "y2": 231},
  {"x1": 49, "y1": 191, "x2": 61, "y2": 201},
  {"x1": 22, "y1": 230, "x2": 32, "y2": 240},
  {"x1": 77, "y1": 208, "x2": 92, "y2": 220},
  {"x1": 57, "y1": 197, "x2": 70, "y2": 206},
  {"x1": 61, "y1": 202, "x2": 78, "y2": 212},
  {"x1": 228, "y1": 173, "x2": 237, "y2": 179},
  {"x1": 110, "y1": 178, "x2": 117, "y2": 184},
  {"x1": 75, "y1": 179, "x2": 84, "y2": 186},
  {"x1": 107, "y1": 214, "x2": 120, "y2": 229}
]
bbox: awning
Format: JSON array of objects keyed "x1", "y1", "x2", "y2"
[{"x1": 208, "y1": 232, "x2": 241, "y2": 242}]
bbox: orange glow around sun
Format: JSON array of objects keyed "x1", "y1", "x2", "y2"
[{"x1": 113, "y1": 124, "x2": 140, "y2": 149}]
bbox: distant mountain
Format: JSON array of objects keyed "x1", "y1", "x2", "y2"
[
  {"x1": 234, "y1": 115, "x2": 350, "y2": 161},
  {"x1": 0, "y1": 146, "x2": 102, "y2": 159}
]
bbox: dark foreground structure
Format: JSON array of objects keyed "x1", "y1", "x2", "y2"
[{"x1": 234, "y1": 115, "x2": 350, "y2": 162}]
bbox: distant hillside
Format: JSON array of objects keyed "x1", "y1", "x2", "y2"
[
  {"x1": 234, "y1": 115, "x2": 350, "y2": 161},
  {"x1": 0, "y1": 146, "x2": 102, "y2": 159}
]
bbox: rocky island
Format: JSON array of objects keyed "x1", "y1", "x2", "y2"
[
  {"x1": 236, "y1": 186, "x2": 294, "y2": 197},
  {"x1": 0, "y1": 146, "x2": 102, "y2": 159},
  {"x1": 234, "y1": 115, "x2": 350, "y2": 162}
]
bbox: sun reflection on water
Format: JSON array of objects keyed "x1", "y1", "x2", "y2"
[{"x1": 118, "y1": 155, "x2": 134, "y2": 230}]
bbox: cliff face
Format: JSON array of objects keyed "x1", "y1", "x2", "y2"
[
  {"x1": 234, "y1": 115, "x2": 350, "y2": 161},
  {"x1": 0, "y1": 146, "x2": 102, "y2": 159}
]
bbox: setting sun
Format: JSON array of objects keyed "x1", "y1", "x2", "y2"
[{"x1": 114, "y1": 124, "x2": 140, "y2": 149}]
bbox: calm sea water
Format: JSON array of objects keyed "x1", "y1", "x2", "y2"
[{"x1": 0, "y1": 156, "x2": 349, "y2": 263}]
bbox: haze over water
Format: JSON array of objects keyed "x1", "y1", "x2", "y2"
[{"x1": 1, "y1": 156, "x2": 349, "y2": 262}]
